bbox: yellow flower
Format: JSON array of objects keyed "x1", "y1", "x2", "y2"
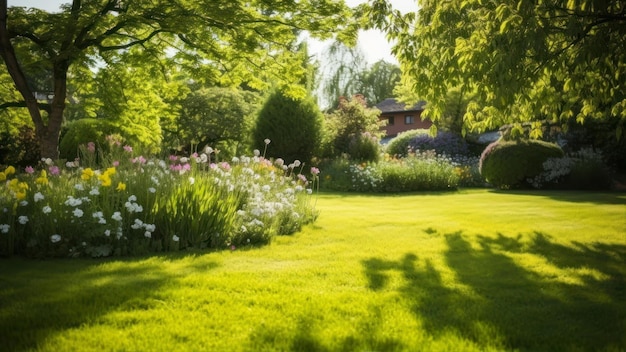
[
  {"x1": 98, "y1": 174, "x2": 112, "y2": 187},
  {"x1": 81, "y1": 168, "x2": 95, "y2": 181},
  {"x1": 8, "y1": 179, "x2": 19, "y2": 192},
  {"x1": 40, "y1": 170, "x2": 47, "y2": 178},
  {"x1": 104, "y1": 167, "x2": 116, "y2": 176},
  {"x1": 16, "y1": 190, "x2": 27, "y2": 201},
  {"x1": 35, "y1": 176, "x2": 49, "y2": 186},
  {"x1": 0, "y1": 172, "x2": 5, "y2": 182},
  {"x1": 4, "y1": 166, "x2": 15, "y2": 175},
  {"x1": 116, "y1": 182, "x2": 126, "y2": 191}
]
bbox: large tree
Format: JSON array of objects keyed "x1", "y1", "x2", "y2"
[
  {"x1": 0, "y1": 0, "x2": 358, "y2": 159},
  {"x1": 366, "y1": 0, "x2": 626, "y2": 137}
]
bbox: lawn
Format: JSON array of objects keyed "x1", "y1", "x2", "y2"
[{"x1": 1, "y1": 189, "x2": 625, "y2": 351}]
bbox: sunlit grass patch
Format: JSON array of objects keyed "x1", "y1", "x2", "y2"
[{"x1": 1, "y1": 189, "x2": 625, "y2": 351}]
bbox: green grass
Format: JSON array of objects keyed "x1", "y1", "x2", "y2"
[{"x1": 1, "y1": 189, "x2": 625, "y2": 352}]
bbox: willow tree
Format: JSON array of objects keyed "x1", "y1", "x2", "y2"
[
  {"x1": 0, "y1": 0, "x2": 359, "y2": 159},
  {"x1": 366, "y1": 0, "x2": 626, "y2": 137}
]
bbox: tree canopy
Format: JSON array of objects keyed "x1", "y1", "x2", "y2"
[
  {"x1": 0, "y1": 0, "x2": 359, "y2": 159},
  {"x1": 366, "y1": 0, "x2": 626, "y2": 138}
]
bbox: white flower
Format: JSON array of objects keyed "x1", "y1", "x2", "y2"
[
  {"x1": 180, "y1": 157, "x2": 189, "y2": 163},
  {"x1": 50, "y1": 234, "x2": 61, "y2": 243},
  {"x1": 306, "y1": 188, "x2": 313, "y2": 194},
  {"x1": 189, "y1": 177, "x2": 195, "y2": 185},
  {"x1": 98, "y1": 218, "x2": 107, "y2": 224},
  {"x1": 19, "y1": 200, "x2": 28, "y2": 207},
  {"x1": 112, "y1": 211, "x2": 123, "y2": 222},
  {"x1": 232, "y1": 157, "x2": 240, "y2": 163},
  {"x1": 18, "y1": 216, "x2": 28, "y2": 225},
  {"x1": 293, "y1": 160, "x2": 301, "y2": 167},
  {"x1": 144, "y1": 224, "x2": 156, "y2": 232},
  {"x1": 131, "y1": 218, "x2": 144, "y2": 229},
  {"x1": 205, "y1": 146, "x2": 214, "y2": 154},
  {"x1": 43, "y1": 158, "x2": 53, "y2": 166},
  {"x1": 172, "y1": 235, "x2": 180, "y2": 242},
  {"x1": 74, "y1": 183, "x2": 84, "y2": 191},
  {"x1": 89, "y1": 187, "x2": 100, "y2": 196},
  {"x1": 148, "y1": 187, "x2": 156, "y2": 193},
  {"x1": 144, "y1": 231, "x2": 152, "y2": 238},
  {"x1": 253, "y1": 149, "x2": 260, "y2": 157},
  {"x1": 264, "y1": 138, "x2": 271, "y2": 145},
  {"x1": 104, "y1": 229, "x2": 111, "y2": 237},
  {"x1": 73, "y1": 208, "x2": 84, "y2": 218},
  {"x1": 0, "y1": 224, "x2": 9, "y2": 234},
  {"x1": 128, "y1": 195, "x2": 137, "y2": 202},
  {"x1": 92, "y1": 211, "x2": 104, "y2": 219},
  {"x1": 34, "y1": 192, "x2": 44, "y2": 202},
  {"x1": 64, "y1": 196, "x2": 82, "y2": 207},
  {"x1": 42, "y1": 205, "x2": 52, "y2": 214}
]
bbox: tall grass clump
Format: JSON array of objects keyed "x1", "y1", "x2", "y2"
[
  {"x1": 0, "y1": 138, "x2": 319, "y2": 258},
  {"x1": 320, "y1": 151, "x2": 459, "y2": 193}
]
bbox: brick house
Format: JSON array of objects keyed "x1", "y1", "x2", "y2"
[{"x1": 375, "y1": 98, "x2": 431, "y2": 137}]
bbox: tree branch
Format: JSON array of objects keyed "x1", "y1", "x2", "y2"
[{"x1": 0, "y1": 100, "x2": 51, "y2": 112}]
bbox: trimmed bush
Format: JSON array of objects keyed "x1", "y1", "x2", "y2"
[
  {"x1": 348, "y1": 132, "x2": 381, "y2": 163},
  {"x1": 479, "y1": 139, "x2": 564, "y2": 189},
  {"x1": 385, "y1": 129, "x2": 429, "y2": 157},
  {"x1": 252, "y1": 90, "x2": 323, "y2": 164}
]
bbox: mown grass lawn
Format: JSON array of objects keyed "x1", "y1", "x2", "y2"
[{"x1": 1, "y1": 189, "x2": 625, "y2": 352}]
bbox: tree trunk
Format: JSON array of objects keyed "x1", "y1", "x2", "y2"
[{"x1": 0, "y1": 1, "x2": 66, "y2": 160}]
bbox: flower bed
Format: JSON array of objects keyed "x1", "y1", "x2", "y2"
[{"x1": 0, "y1": 139, "x2": 319, "y2": 258}]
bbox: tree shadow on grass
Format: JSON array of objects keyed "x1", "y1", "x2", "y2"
[
  {"x1": 362, "y1": 231, "x2": 626, "y2": 351},
  {"x1": 0, "y1": 254, "x2": 220, "y2": 352}
]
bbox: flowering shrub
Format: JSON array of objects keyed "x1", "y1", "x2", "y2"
[
  {"x1": 0, "y1": 140, "x2": 319, "y2": 257},
  {"x1": 408, "y1": 131, "x2": 469, "y2": 156},
  {"x1": 528, "y1": 148, "x2": 612, "y2": 190}
]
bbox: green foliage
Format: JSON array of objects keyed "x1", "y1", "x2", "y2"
[
  {"x1": 2, "y1": 1, "x2": 359, "y2": 159},
  {"x1": 348, "y1": 133, "x2": 381, "y2": 163},
  {"x1": 479, "y1": 139, "x2": 564, "y2": 189},
  {"x1": 252, "y1": 90, "x2": 323, "y2": 164},
  {"x1": 153, "y1": 175, "x2": 244, "y2": 250},
  {"x1": 385, "y1": 129, "x2": 429, "y2": 157},
  {"x1": 0, "y1": 125, "x2": 40, "y2": 167},
  {"x1": 367, "y1": 0, "x2": 626, "y2": 135},
  {"x1": 175, "y1": 87, "x2": 260, "y2": 157},
  {"x1": 325, "y1": 94, "x2": 385, "y2": 159},
  {"x1": 59, "y1": 119, "x2": 159, "y2": 161},
  {"x1": 320, "y1": 152, "x2": 459, "y2": 193},
  {"x1": 377, "y1": 155, "x2": 459, "y2": 192}
]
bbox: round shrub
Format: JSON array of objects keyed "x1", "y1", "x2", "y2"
[
  {"x1": 479, "y1": 139, "x2": 564, "y2": 188},
  {"x1": 59, "y1": 119, "x2": 119, "y2": 160},
  {"x1": 348, "y1": 132, "x2": 381, "y2": 162},
  {"x1": 385, "y1": 129, "x2": 429, "y2": 157},
  {"x1": 408, "y1": 131, "x2": 469, "y2": 156}
]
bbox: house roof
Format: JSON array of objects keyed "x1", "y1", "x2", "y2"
[{"x1": 375, "y1": 98, "x2": 426, "y2": 113}]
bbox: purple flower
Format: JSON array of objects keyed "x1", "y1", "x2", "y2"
[{"x1": 24, "y1": 166, "x2": 35, "y2": 174}]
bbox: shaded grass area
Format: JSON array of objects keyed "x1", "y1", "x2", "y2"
[{"x1": 0, "y1": 190, "x2": 625, "y2": 351}]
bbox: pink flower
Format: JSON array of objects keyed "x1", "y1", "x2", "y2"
[
  {"x1": 87, "y1": 142, "x2": 96, "y2": 153},
  {"x1": 169, "y1": 155, "x2": 178, "y2": 161},
  {"x1": 220, "y1": 162, "x2": 231, "y2": 171},
  {"x1": 132, "y1": 156, "x2": 147, "y2": 164},
  {"x1": 123, "y1": 145, "x2": 133, "y2": 153},
  {"x1": 113, "y1": 161, "x2": 120, "y2": 167},
  {"x1": 311, "y1": 167, "x2": 320, "y2": 175},
  {"x1": 24, "y1": 166, "x2": 35, "y2": 174},
  {"x1": 48, "y1": 165, "x2": 60, "y2": 175},
  {"x1": 182, "y1": 163, "x2": 191, "y2": 171}
]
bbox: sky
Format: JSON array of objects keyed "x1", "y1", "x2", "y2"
[{"x1": 7, "y1": 0, "x2": 419, "y2": 64}]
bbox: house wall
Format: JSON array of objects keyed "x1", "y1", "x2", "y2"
[{"x1": 380, "y1": 110, "x2": 432, "y2": 137}]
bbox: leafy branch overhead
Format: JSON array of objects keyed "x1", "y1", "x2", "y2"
[
  {"x1": 366, "y1": 0, "x2": 626, "y2": 138},
  {"x1": 0, "y1": 0, "x2": 359, "y2": 159}
]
